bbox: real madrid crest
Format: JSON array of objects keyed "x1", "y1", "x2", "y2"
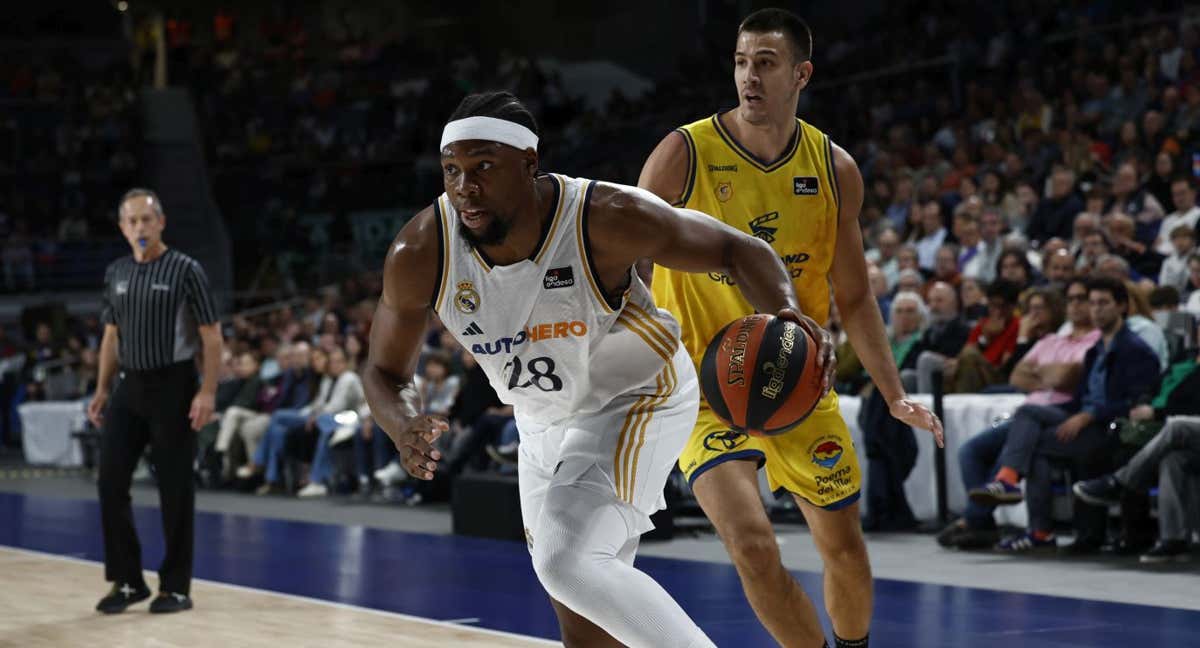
[
  {"x1": 715, "y1": 181, "x2": 733, "y2": 203},
  {"x1": 454, "y1": 280, "x2": 480, "y2": 314}
]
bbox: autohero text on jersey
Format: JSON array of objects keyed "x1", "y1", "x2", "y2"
[{"x1": 470, "y1": 320, "x2": 589, "y2": 356}]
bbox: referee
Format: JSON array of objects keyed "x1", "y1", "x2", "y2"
[{"x1": 87, "y1": 188, "x2": 223, "y2": 614}]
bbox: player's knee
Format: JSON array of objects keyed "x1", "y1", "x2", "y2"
[
  {"x1": 530, "y1": 542, "x2": 590, "y2": 604},
  {"x1": 819, "y1": 534, "x2": 870, "y2": 573},
  {"x1": 725, "y1": 527, "x2": 782, "y2": 581}
]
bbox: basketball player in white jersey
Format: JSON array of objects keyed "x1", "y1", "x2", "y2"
[{"x1": 362, "y1": 91, "x2": 830, "y2": 648}]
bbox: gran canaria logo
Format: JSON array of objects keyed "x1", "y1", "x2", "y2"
[
  {"x1": 454, "y1": 280, "x2": 480, "y2": 314},
  {"x1": 748, "y1": 212, "x2": 779, "y2": 243}
]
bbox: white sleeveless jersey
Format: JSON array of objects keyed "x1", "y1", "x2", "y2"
[{"x1": 431, "y1": 173, "x2": 681, "y2": 425}]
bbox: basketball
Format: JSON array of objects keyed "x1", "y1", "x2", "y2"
[{"x1": 699, "y1": 314, "x2": 822, "y2": 436}]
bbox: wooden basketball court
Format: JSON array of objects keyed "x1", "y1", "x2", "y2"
[{"x1": 0, "y1": 547, "x2": 555, "y2": 648}]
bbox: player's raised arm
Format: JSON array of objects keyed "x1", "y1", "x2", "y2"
[{"x1": 362, "y1": 206, "x2": 449, "y2": 480}]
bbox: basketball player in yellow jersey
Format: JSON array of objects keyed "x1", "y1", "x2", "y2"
[{"x1": 639, "y1": 9, "x2": 943, "y2": 648}]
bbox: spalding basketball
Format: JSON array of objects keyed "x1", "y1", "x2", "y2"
[{"x1": 700, "y1": 314, "x2": 823, "y2": 436}]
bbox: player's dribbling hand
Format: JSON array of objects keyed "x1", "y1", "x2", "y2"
[
  {"x1": 890, "y1": 398, "x2": 944, "y2": 448},
  {"x1": 777, "y1": 308, "x2": 836, "y2": 398},
  {"x1": 396, "y1": 416, "x2": 448, "y2": 480}
]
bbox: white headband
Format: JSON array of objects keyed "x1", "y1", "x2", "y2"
[{"x1": 440, "y1": 116, "x2": 538, "y2": 151}]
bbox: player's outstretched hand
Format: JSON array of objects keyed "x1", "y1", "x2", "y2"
[
  {"x1": 777, "y1": 308, "x2": 836, "y2": 398},
  {"x1": 395, "y1": 416, "x2": 448, "y2": 480},
  {"x1": 890, "y1": 398, "x2": 944, "y2": 448}
]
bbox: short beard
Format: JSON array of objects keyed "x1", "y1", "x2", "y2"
[{"x1": 459, "y1": 216, "x2": 510, "y2": 249}]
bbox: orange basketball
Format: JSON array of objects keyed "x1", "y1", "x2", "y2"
[{"x1": 699, "y1": 314, "x2": 823, "y2": 436}]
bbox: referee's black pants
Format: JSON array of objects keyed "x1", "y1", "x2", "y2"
[{"x1": 98, "y1": 360, "x2": 197, "y2": 595}]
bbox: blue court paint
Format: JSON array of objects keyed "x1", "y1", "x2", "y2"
[{"x1": 2, "y1": 491, "x2": 1197, "y2": 646}]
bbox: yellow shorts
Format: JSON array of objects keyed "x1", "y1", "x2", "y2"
[{"x1": 678, "y1": 390, "x2": 862, "y2": 510}]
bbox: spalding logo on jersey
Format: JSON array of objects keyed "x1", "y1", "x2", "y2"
[
  {"x1": 793, "y1": 177, "x2": 819, "y2": 195},
  {"x1": 454, "y1": 281, "x2": 480, "y2": 314}
]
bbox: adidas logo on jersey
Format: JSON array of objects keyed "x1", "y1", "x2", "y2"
[
  {"x1": 543, "y1": 266, "x2": 575, "y2": 289},
  {"x1": 462, "y1": 322, "x2": 484, "y2": 336}
]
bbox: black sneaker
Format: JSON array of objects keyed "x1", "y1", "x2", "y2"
[
  {"x1": 968, "y1": 480, "x2": 1023, "y2": 506},
  {"x1": 149, "y1": 592, "x2": 193, "y2": 614},
  {"x1": 95, "y1": 582, "x2": 151, "y2": 614},
  {"x1": 1072, "y1": 475, "x2": 1123, "y2": 507},
  {"x1": 936, "y1": 519, "x2": 969, "y2": 548},
  {"x1": 1140, "y1": 539, "x2": 1191, "y2": 564}
]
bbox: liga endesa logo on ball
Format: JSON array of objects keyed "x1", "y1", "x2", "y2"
[{"x1": 759, "y1": 322, "x2": 796, "y2": 400}]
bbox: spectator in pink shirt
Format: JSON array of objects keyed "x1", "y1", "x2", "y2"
[{"x1": 938, "y1": 279, "x2": 1098, "y2": 549}]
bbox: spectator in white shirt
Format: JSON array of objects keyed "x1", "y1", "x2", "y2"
[
  {"x1": 913, "y1": 201, "x2": 948, "y2": 271},
  {"x1": 1154, "y1": 177, "x2": 1200, "y2": 257},
  {"x1": 1158, "y1": 225, "x2": 1196, "y2": 291}
]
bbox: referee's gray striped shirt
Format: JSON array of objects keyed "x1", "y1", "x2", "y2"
[{"x1": 101, "y1": 249, "x2": 219, "y2": 371}]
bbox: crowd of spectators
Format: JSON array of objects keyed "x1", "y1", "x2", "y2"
[{"x1": 0, "y1": 44, "x2": 141, "y2": 293}]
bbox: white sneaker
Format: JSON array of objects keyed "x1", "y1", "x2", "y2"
[
  {"x1": 297, "y1": 483, "x2": 328, "y2": 498},
  {"x1": 374, "y1": 461, "x2": 406, "y2": 485},
  {"x1": 235, "y1": 465, "x2": 256, "y2": 479}
]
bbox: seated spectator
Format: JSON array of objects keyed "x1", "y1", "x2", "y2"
[
  {"x1": 246, "y1": 346, "x2": 328, "y2": 491},
  {"x1": 1148, "y1": 286, "x2": 1181, "y2": 330},
  {"x1": 1124, "y1": 281, "x2": 1171, "y2": 370},
  {"x1": 896, "y1": 244, "x2": 922, "y2": 280},
  {"x1": 1107, "y1": 213, "x2": 1165, "y2": 281},
  {"x1": 913, "y1": 201, "x2": 948, "y2": 271},
  {"x1": 944, "y1": 279, "x2": 1022, "y2": 393},
  {"x1": 1158, "y1": 225, "x2": 1196, "y2": 292},
  {"x1": 969, "y1": 278, "x2": 1160, "y2": 553},
  {"x1": 868, "y1": 265, "x2": 892, "y2": 324},
  {"x1": 940, "y1": 280, "x2": 1099, "y2": 551},
  {"x1": 1076, "y1": 231, "x2": 1110, "y2": 274},
  {"x1": 1072, "y1": 329, "x2": 1200, "y2": 562},
  {"x1": 931, "y1": 244, "x2": 961, "y2": 288},
  {"x1": 1185, "y1": 253, "x2": 1200, "y2": 316},
  {"x1": 225, "y1": 342, "x2": 316, "y2": 478},
  {"x1": 1108, "y1": 161, "x2": 1166, "y2": 232},
  {"x1": 1028, "y1": 167, "x2": 1084, "y2": 246},
  {"x1": 298, "y1": 346, "x2": 368, "y2": 497},
  {"x1": 838, "y1": 291, "x2": 927, "y2": 395},
  {"x1": 865, "y1": 227, "x2": 902, "y2": 289},
  {"x1": 1043, "y1": 248, "x2": 1077, "y2": 287},
  {"x1": 970, "y1": 209, "x2": 1004, "y2": 284},
  {"x1": 903, "y1": 281, "x2": 970, "y2": 394},
  {"x1": 205, "y1": 351, "x2": 264, "y2": 481},
  {"x1": 995, "y1": 250, "x2": 1034, "y2": 292},
  {"x1": 959, "y1": 277, "x2": 988, "y2": 324},
  {"x1": 894, "y1": 268, "x2": 925, "y2": 297},
  {"x1": 1153, "y1": 176, "x2": 1199, "y2": 257},
  {"x1": 999, "y1": 287, "x2": 1067, "y2": 380}
]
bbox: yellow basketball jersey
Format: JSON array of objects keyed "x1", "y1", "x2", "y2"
[{"x1": 652, "y1": 113, "x2": 841, "y2": 369}]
